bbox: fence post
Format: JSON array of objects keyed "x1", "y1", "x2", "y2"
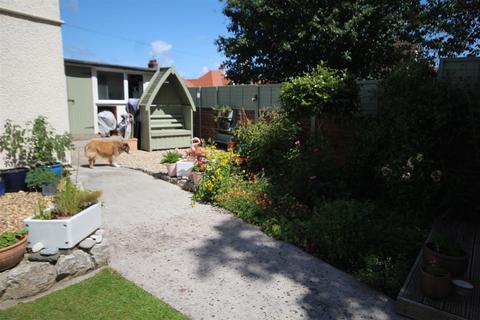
[{"x1": 256, "y1": 85, "x2": 260, "y2": 120}]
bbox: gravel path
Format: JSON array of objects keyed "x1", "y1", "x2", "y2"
[{"x1": 74, "y1": 142, "x2": 403, "y2": 320}]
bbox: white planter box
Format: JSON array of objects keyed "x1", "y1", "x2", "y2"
[
  {"x1": 24, "y1": 202, "x2": 102, "y2": 249},
  {"x1": 176, "y1": 160, "x2": 194, "y2": 177}
]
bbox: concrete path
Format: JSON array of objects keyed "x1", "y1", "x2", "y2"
[{"x1": 76, "y1": 163, "x2": 402, "y2": 320}]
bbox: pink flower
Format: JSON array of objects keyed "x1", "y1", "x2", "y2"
[
  {"x1": 294, "y1": 140, "x2": 301, "y2": 146},
  {"x1": 309, "y1": 176, "x2": 317, "y2": 180}
]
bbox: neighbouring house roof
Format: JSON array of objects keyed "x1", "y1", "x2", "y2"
[
  {"x1": 64, "y1": 58, "x2": 156, "y2": 73},
  {"x1": 184, "y1": 70, "x2": 230, "y2": 87}
]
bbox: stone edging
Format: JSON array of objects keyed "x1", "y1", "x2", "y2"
[
  {"x1": 123, "y1": 166, "x2": 198, "y2": 192},
  {"x1": 0, "y1": 229, "x2": 108, "y2": 303}
]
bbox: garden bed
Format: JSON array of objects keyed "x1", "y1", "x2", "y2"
[
  {"x1": 0, "y1": 228, "x2": 109, "y2": 303},
  {"x1": 0, "y1": 193, "x2": 53, "y2": 233}
]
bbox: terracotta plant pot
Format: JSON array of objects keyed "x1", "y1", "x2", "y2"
[
  {"x1": 423, "y1": 242, "x2": 469, "y2": 276},
  {"x1": 166, "y1": 163, "x2": 177, "y2": 177},
  {"x1": 0, "y1": 236, "x2": 27, "y2": 272},
  {"x1": 123, "y1": 138, "x2": 137, "y2": 154},
  {"x1": 420, "y1": 265, "x2": 451, "y2": 299},
  {"x1": 191, "y1": 171, "x2": 204, "y2": 186}
]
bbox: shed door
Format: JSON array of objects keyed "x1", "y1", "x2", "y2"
[{"x1": 66, "y1": 66, "x2": 94, "y2": 136}]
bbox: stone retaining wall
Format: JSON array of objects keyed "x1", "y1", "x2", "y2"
[{"x1": 0, "y1": 229, "x2": 108, "y2": 302}]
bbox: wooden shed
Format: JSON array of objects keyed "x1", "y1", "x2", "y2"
[{"x1": 139, "y1": 66, "x2": 196, "y2": 151}]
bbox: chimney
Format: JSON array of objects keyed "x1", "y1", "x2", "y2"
[{"x1": 148, "y1": 59, "x2": 158, "y2": 69}]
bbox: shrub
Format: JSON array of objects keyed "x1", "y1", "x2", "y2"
[
  {"x1": 280, "y1": 63, "x2": 359, "y2": 121},
  {"x1": 348, "y1": 60, "x2": 480, "y2": 220},
  {"x1": 356, "y1": 254, "x2": 408, "y2": 298},
  {"x1": 304, "y1": 199, "x2": 377, "y2": 270},
  {"x1": 160, "y1": 150, "x2": 183, "y2": 164},
  {"x1": 235, "y1": 111, "x2": 300, "y2": 174},
  {"x1": 26, "y1": 168, "x2": 59, "y2": 189},
  {"x1": 215, "y1": 175, "x2": 269, "y2": 224}
]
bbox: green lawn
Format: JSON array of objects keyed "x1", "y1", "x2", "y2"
[{"x1": 0, "y1": 268, "x2": 189, "y2": 320}]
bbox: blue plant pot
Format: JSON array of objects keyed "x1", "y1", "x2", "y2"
[
  {"x1": 44, "y1": 163, "x2": 63, "y2": 177},
  {"x1": 1, "y1": 168, "x2": 28, "y2": 192},
  {"x1": 0, "y1": 180, "x2": 5, "y2": 196}
]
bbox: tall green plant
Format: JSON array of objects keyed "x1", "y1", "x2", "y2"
[
  {"x1": 29, "y1": 116, "x2": 73, "y2": 166},
  {"x1": 235, "y1": 111, "x2": 300, "y2": 174},
  {"x1": 0, "y1": 120, "x2": 29, "y2": 168},
  {"x1": 53, "y1": 179, "x2": 101, "y2": 217}
]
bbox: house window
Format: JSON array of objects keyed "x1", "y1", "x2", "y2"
[
  {"x1": 128, "y1": 74, "x2": 143, "y2": 98},
  {"x1": 97, "y1": 71, "x2": 124, "y2": 100}
]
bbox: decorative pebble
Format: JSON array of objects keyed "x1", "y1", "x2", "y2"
[
  {"x1": 78, "y1": 238, "x2": 96, "y2": 250},
  {"x1": 40, "y1": 247, "x2": 59, "y2": 256},
  {"x1": 94, "y1": 228, "x2": 105, "y2": 236},
  {"x1": 91, "y1": 234, "x2": 103, "y2": 244},
  {"x1": 31, "y1": 242, "x2": 44, "y2": 253},
  {"x1": 28, "y1": 252, "x2": 59, "y2": 263}
]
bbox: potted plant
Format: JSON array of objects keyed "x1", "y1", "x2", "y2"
[
  {"x1": 423, "y1": 234, "x2": 469, "y2": 276},
  {"x1": 214, "y1": 105, "x2": 233, "y2": 118},
  {"x1": 191, "y1": 159, "x2": 207, "y2": 186},
  {"x1": 28, "y1": 116, "x2": 73, "y2": 176},
  {"x1": 25, "y1": 167, "x2": 60, "y2": 196},
  {"x1": 160, "y1": 150, "x2": 183, "y2": 177},
  {"x1": 24, "y1": 179, "x2": 102, "y2": 249},
  {"x1": 0, "y1": 120, "x2": 29, "y2": 192},
  {"x1": 0, "y1": 177, "x2": 5, "y2": 196},
  {"x1": 420, "y1": 257, "x2": 452, "y2": 299},
  {"x1": 0, "y1": 229, "x2": 28, "y2": 272}
]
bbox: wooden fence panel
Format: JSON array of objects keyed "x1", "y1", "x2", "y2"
[
  {"x1": 358, "y1": 80, "x2": 380, "y2": 115},
  {"x1": 188, "y1": 58, "x2": 477, "y2": 115}
]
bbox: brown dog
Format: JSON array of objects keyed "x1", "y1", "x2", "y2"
[{"x1": 84, "y1": 138, "x2": 130, "y2": 169}]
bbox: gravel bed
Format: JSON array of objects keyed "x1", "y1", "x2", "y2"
[
  {"x1": 115, "y1": 148, "x2": 190, "y2": 175},
  {"x1": 0, "y1": 192, "x2": 53, "y2": 233}
]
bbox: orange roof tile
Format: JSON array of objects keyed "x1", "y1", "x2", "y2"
[{"x1": 184, "y1": 70, "x2": 230, "y2": 87}]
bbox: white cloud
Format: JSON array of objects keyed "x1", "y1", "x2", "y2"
[
  {"x1": 201, "y1": 66, "x2": 209, "y2": 74},
  {"x1": 150, "y1": 40, "x2": 174, "y2": 66}
]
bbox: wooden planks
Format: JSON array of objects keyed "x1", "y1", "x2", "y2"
[{"x1": 396, "y1": 222, "x2": 480, "y2": 320}]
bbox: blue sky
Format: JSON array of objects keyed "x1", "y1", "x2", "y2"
[{"x1": 60, "y1": 0, "x2": 228, "y2": 79}]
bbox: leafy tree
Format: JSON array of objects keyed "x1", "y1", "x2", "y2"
[
  {"x1": 217, "y1": 0, "x2": 480, "y2": 83},
  {"x1": 421, "y1": 0, "x2": 480, "y2": 58},
  {"x1": 217, "y1": 0, "x2": 422, "y2": 83}
]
